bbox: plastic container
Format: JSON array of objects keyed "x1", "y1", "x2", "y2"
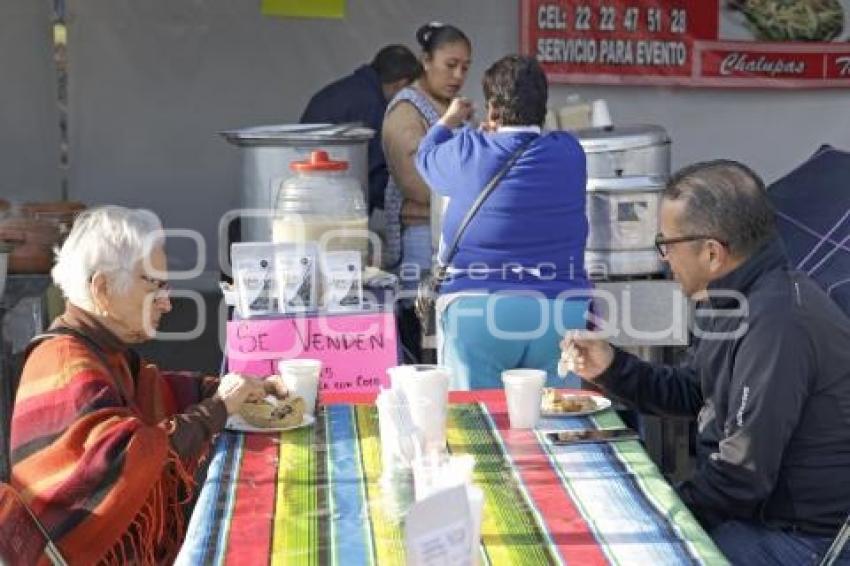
[
  {"x1": 272, "y1": 150, "x2": 369, "y2": 263},
  {"x1": 557, "y1": 101, "x2": 592, "y2": 130},
  {"x1": 221, "y1": 124, "x2": 373, "y2": 242}
]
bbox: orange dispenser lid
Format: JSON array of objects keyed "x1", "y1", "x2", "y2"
[{"x1": 290, "y1": 150, "x2": 349, "y2": 172}]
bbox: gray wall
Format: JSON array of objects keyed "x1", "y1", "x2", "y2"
[
  {"x1": 0, "y1": 0, "x2": 61, "y2": 203},
  {"x1": 67, "y1": 0, "x2": 850, "y2": 271},
  {"x1": 67, "y1": 0, "x2": 516, "y2": 272}
]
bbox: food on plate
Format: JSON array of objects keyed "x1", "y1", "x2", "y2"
[
  {"x1": 541, "y1": 389, "x2": 598, "y2": 413},
  {"x1": 239, "y1": 396, "x2": 305, "y2": 429},
  {"x1": 728, "y1": 0, "x2": 844, "y2": 42}
]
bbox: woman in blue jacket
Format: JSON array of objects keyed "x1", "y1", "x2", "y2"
[{"x1": 415, "y1": 55, "x2": 591, "y2": 389}]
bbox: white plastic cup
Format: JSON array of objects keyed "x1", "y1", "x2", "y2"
[
  {"x1": 502, "y1": 369, "x2": 546, "y2": 429},
  {"x1": 377, "y1": 391, "x2": 402, "y2": 479},
  {"x1": 386, "y1": 365, "x2": 450, "y2": 452},
  {"x1": 467, "y1": 485, "x2": 484, "y2": 565},
  {"x1": 591, "y1": 99, "x2": 613, "y2": 128},
  {"x1": 277, "y1": 358, "x2": 321, "y2": 415}
]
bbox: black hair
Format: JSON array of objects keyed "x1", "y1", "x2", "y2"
[
  {"x1": 482, "y1": 55, "x2": 548, "y2": 127},
  {"x1": 370, "y1": 44, "x2": 422, "y2": 84},
  {"x1": 664, "y1": 159, "x2": 777, "y2": 257},
  {"x1": 415, "y1": 22, "x2": 471, "y2": 56}
]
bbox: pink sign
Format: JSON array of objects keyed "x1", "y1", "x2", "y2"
[{"x1": 226, "y1": 312, "x2": 399, "y2": 394}]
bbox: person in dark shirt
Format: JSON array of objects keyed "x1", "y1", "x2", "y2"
[
  {"x1": 300, "y1": 45, "x2": 421, "y2": 212},
  {"x1": 561, "y1": 160, "x2": 850, "y2": 565}
]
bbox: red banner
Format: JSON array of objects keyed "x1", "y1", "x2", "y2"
[{"x1": 520, "y1": 0, "x2": 850, "y2": 87}]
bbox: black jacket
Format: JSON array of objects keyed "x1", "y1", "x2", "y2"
[
  {"x1": 300, "y1": 65, "x2": 388, "y2": 211},
  {"x1": 596, "y1": 238, "x2": 850, "y2": 536}
]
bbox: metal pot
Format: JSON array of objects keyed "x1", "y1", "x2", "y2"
[
  {"x1": 221, "y1": 124, "x2": 374, "y2": 242},
  {"x1": 575, "y1": 125, "x2": 670, "y2": 178},
  {"x1": 576, "y1": 125, "x2": 671, "y2": 276},
  {"x1": 584, "y1": 175, "x2": 666, "y2": 277}
]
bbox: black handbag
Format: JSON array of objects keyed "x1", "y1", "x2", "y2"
[{"x1": 415, "y1": 136, "x2": 536, "y2": 334}]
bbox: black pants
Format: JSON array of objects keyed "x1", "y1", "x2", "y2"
[{"x1": 397, "y1": 305, "x2": 423, "y2": 364}]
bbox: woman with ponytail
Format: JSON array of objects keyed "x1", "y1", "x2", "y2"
[{"x1": 382, "y1": 22, "x2": 472, "y2": 361}]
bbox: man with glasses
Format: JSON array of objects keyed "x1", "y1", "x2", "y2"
[{"x1": 562, "y1": 160, "x2": 850, "y2": 564}]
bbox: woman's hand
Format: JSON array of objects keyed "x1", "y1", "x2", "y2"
[
  {"x1": 215, "y1": 373, "x2": 267, "y2": 415},
  {"x1": 439, "y1": 97, "x2": 474, "y2": 129}
]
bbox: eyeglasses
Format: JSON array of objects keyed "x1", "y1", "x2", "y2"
[
  {"x1": 140, "y1": 274, "x2": 170, "y2": 299},
  {"x1": 654, "y1": 233, "x2": 729, "y2": 258}
]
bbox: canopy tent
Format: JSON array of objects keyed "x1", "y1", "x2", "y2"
[{"x1": 769, "y1": 145, "x2": 850, "y2": 316}]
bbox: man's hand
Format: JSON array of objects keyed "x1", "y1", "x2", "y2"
[
  {"x1": 559, "y1": 331, "x2": 615, "y2": 381},
  {"x1": 215, "y1": 373, "x2": 267, "y2": 415},
  {"x1": 439, "y1": 97, "x2": 474, "y2": 129}
]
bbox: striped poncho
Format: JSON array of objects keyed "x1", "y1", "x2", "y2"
[{"x1": 10, "y1": 307, "x2": 222, "y2": 564}]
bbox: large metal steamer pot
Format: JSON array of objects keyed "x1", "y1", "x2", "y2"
[
  {"x1": 584, "y1": 175, "x2": 667, "y2": 276},
  {"x1": 577, "y1": 124, "x2": 670, "y2": 178},
  {"x1": 221, "y1": 124, "x2": 373, "y2": 242},
  {"x1": 575, "y1": 125, "x2": 671, "y2": 276}
]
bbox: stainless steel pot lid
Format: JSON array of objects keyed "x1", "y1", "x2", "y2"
[
  {"x1": 586, "y1": 175, "x2": 667, "y2": 193},
  {"x1": 575, "y1": 125, "x2": 670, "y2": 153},
  {"x1": 220, "y1": 123, "x2": 374, "y2": 146}
]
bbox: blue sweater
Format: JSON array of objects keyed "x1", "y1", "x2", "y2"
[{"x1": 416, "y1": 123, "x2": 590, "y2": 298}]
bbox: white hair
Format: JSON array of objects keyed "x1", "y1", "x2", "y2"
[{"x1": 52, "y1": 206, "x2": 164, "y2": 310}]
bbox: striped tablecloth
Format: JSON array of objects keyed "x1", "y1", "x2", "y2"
[{"x1": 176, "y1": 390, "x2": 727, "y2": 565}]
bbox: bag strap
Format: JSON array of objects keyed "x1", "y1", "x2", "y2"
[{"x1": 438, "y1": 135, "x2": 536, "y2": 269}]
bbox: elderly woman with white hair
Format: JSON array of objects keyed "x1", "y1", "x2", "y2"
[{"x1": 9, "y1": 206, "x2": 284, "y2": 564}]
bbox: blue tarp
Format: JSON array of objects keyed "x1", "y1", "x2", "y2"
[{"x1": 768, "y1": 145, "x2": 850, "y2": 317}]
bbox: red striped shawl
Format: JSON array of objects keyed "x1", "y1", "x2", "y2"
[{"x1": 10, "y1": 335, "x2": 196, "y2": 565}]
